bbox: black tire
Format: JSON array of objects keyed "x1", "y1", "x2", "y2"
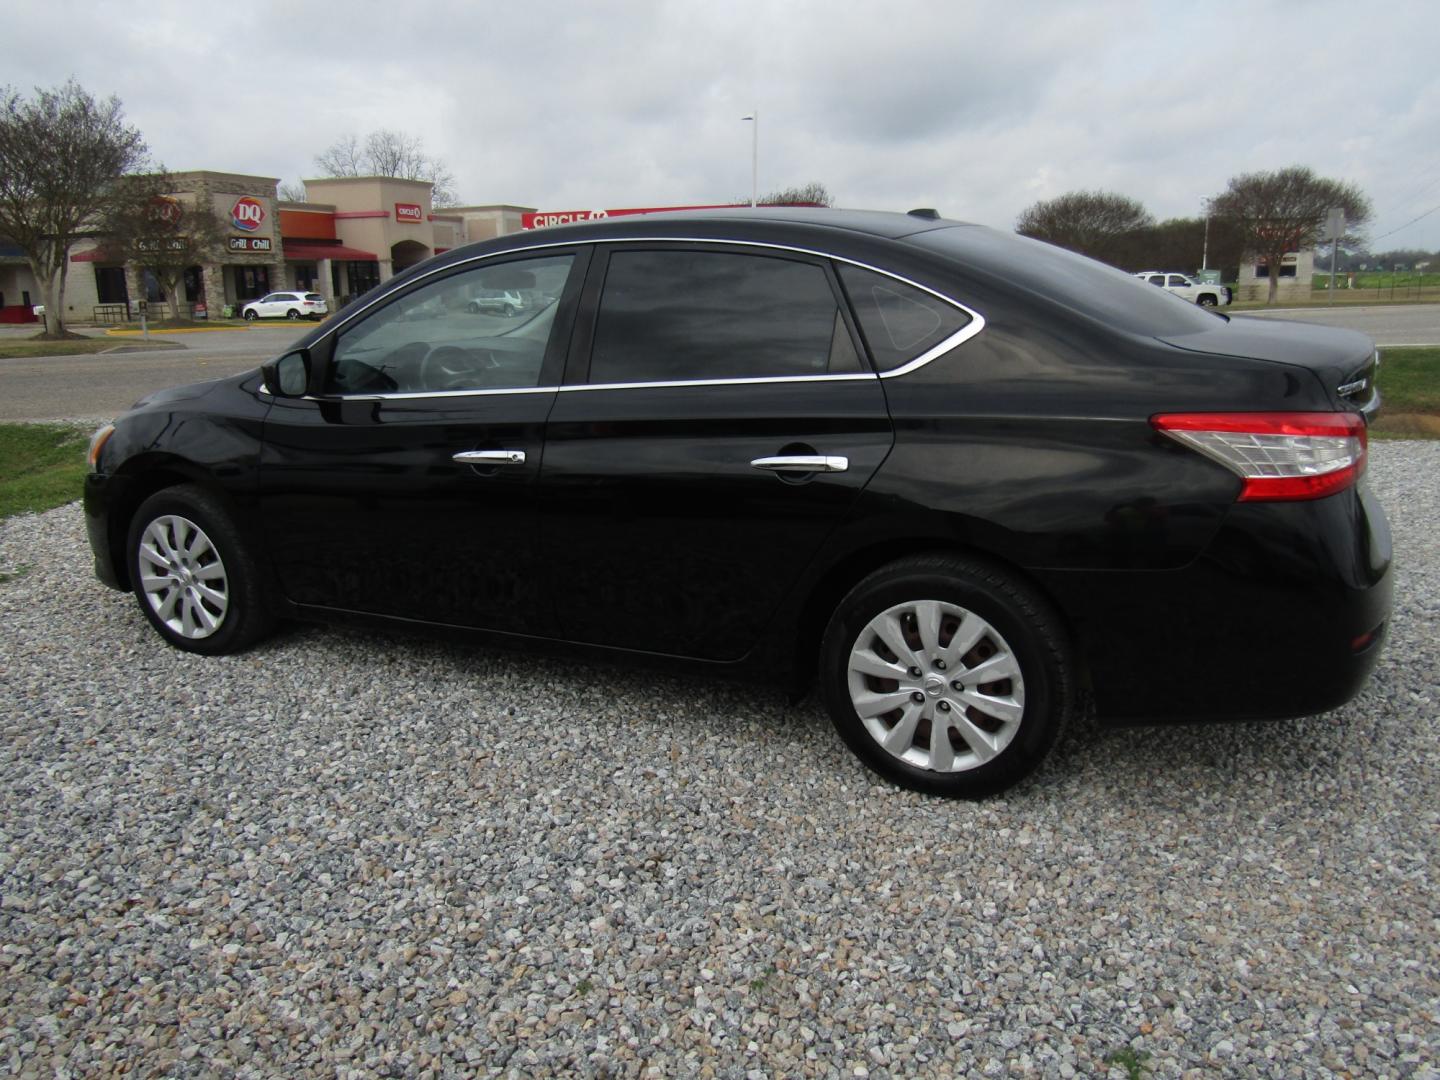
[
  {"x1": 819, "y1": 553, "x2": 1073, "y2": 798},
  {"x1": 1198, "y1": 294, "x2": 1218, "y2": 307},
  {"x1": 504, "y1": 304, "x2": 518, "y2": 317},
  {"x1": 126, "y1": 484, "x2": 274, "y2": 655},
  {"x1": 243, "y1": 309, "x2": 258, "y2": 321},
  {"x1": 286, "y1": 308, "x2": 300, "y2": 320}
]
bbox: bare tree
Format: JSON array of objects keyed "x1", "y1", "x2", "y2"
[
  {"x1": 277, "y1": 180, "x2": 307, "y2": 203},
  {"x1": 0, "y1": 80, "x2": 147, "y2": 337},
  {"x1": 1015, "y1": 191, "x2": 1153, "y2": 267},
  {"x1": 106, "y1": 172, "x2": 227, "y2": 322},
  {"x1": 1208, "y1": 165, "x2": 1371, "y2": 304},
  {"x1": 313, "y1": 132, "x2": 365, "y2": 178},
  {"x1": 758, "y1": 182, "x2": 834, "y2": 207},
  {"x1": 314, "y1": 129, "x2": 457, "y2": 206}
]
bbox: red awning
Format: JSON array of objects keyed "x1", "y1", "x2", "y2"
[
  {"x1": 283, "y1": 240, "x2": 378, "y2": 262},
  {"x1": 71, "y1": 249, "x2": 123, "y2": 263}
]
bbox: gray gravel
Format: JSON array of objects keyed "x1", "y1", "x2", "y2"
[{"x1": 1, "y1": 443, "x2": 1437, "y2": 1079}]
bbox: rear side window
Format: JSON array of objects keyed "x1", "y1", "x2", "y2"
[
  {"x1": 589, "y1": 249, "x2": 859, "y2": 384},
  {"x1": 836, "y1": 264, "x2": 972, "y2": 372}
]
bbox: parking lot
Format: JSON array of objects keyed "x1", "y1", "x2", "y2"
[{"x1": 1, "y1": 436, "x2": 1437, "y2": 1075}]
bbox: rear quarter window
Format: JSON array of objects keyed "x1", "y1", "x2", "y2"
[{"x1": 836, "y1": 264, "x2": 972, "y2": 372}]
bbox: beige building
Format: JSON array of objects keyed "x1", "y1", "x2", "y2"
[
  {"x1": 3, "y1": 171, "x2": 535, "y2": 324},
  {"x1": 1236, "y1": 248, "x2": 1317, "y2": 303}
]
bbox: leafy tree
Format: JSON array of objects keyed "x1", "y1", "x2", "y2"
[
  {"x1": 314, "y1": 130, "x2": 457, "y2": 207},
  {"x1": 0, "y1": 80, "x2": 147, "y2": 337},
  {"x1": 1015, "y1": 191, "x2": 1154, "y2": 267},
  {"x1": 758, "y1": 182, "x2": 834, "y2": 207},
  {"x1": 106, "y1": 172, "x2": 227, "y2": 322},
  {"x1": 1207, "y1": 165, "x2": 1371, "y2": 303}
]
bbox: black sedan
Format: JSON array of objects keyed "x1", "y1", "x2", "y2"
[{"x1": 84, "y1": 209, "x2": 1391, "y2": 797}]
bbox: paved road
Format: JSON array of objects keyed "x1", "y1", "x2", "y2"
[
  {"x1": 0, "y1": 326, "x2": 308, "y2": 422},
  {"x1": 1232, "y1": 303, "x2": 1440, "y2": 345}
]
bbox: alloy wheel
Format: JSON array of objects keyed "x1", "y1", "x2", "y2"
[
  {"x1": 136, "y1": 514, "x2": 229, "y2": 639},
  {"x1": 846, "y1": 599, "x2": 1025, "y2": 772}
]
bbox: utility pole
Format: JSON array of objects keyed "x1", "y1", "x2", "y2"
[{"x1": 742, "y1": 110, "x2": 758, "y2": 207}]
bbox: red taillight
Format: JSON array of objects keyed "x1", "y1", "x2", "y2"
[{"x1": 1151, "y1": 412, "x2": 1366, "y2": 502}]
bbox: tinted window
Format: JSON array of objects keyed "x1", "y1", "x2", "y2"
[
  {"x1": 912, "y1": 226, "x2": 1221, "y2": 336},
  {"x1": 837, "y1": 264, "x2": 972, "y2": 372},
  {"x1": 589, "y1": 250, "x2": 853, "y2": 384},
  {"x1": 326, "y1": 254, "x2": 574, "y2": 395}
]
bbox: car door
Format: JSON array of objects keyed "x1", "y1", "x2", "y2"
[
  {"x1": 537, "y1": 243, "x2": 894, "y2": 662},
  {"x1": 258, "y1": 248, "x2": 588, "y2": 633},
  {"x1": 254, "y1": 293, "x2": 279, "y2": 317}
]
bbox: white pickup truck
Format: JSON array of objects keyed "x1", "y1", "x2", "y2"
[{"x1": 1134, "y1": 271, "x2": 1231, "y2": 307}]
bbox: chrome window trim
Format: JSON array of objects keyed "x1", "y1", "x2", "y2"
[{"x1": 311, "y1": 234, "x2": 986, "y2": 397}]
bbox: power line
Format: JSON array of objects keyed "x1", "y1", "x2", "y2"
[{"x1": 1369, "y1": 201, "x2": 1440, "y2": 243}]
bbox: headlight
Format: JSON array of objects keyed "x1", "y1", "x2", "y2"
[{"x1": 87, "y1": 423, "x2": 115, "y2": 472}]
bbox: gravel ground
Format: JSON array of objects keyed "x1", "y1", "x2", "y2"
[{"x1": 1, "y1": 444, "x2": 1437, "y2": 1079}]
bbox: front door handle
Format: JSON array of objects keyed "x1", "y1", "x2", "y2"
[
  {"x1": 750, "y1": 455, "x2": 849, "y2": 474},
  {"x1": 453, "y1": 449, "x2": 527, "y2": 466}
]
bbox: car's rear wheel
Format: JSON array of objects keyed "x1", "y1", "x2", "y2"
[
  {"x1": 504, "y1": 304, "x2": 518, "y2": 317},
  {"x1": 126, "y1": 485, "x2": 273, "y2": 655},
  {"x1": 1198, "y1": 294, "x2": 1218, "y2": 307},
  {"x1": 243, "y1": 309, "x2": 258, "y2": 321},
  {"x1": 286, "y1": 308, "x2": 300, "y2": 320},
  {"x1": 820, "y1": 554, "x2": 1072, "y2": 798}
]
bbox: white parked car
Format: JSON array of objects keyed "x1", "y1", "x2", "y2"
[
  {"x1": 1134, "y1": 272, "x2": 1231, "y2": 307},
  {"x1": 242, "y1": 292, "x2": 328, "y2": 321},
  {"x1": 465, "y1": 288, "x2": 526, "y2": 316}
]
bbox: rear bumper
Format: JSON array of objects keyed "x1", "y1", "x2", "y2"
[{"x1": 1040, "y1": 481, "x2": 1392, "y2": 722}]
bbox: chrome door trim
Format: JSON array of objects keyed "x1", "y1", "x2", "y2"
[
  {"x1": 309, "y1": 235, "x2": 986, "y2": 382},
  {"x1": 453, "y1": 449, "x2": 527, "y2": 466},
  {"x1": 750, "y1": 455, "x2": 850, "y2": 473}
]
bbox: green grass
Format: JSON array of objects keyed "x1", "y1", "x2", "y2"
[
  {"x1": 0, "y1": 338, "x2": 117, "y2": 359},
  {"x1": 1315, "y1": 271, "x2": 1440, "y2": 291},
  {"x1": 1372, "y1": 346, "x2": 1440, "y2": 438},
  {"x1": 0, "y1": 423, "x2": 90, "y2": 519}
]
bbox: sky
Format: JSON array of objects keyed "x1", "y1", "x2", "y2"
[{"x1": 6, "y1": 0, "x2": 1440, "y2": 250}]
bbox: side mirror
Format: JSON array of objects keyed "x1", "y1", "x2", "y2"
[{"x1": 262, "y1": 350, "x2": 311, "y2": 397}]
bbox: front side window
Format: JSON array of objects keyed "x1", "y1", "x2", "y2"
[
  {"x1": 589, "y1": 249, "x2": 860, "y2": 384},
  {"x1": 325, "y1": 254, "x2": 575, "y2": 395},
  {"x1": 836, "y1": 264, "x2": 972, "y2": 372}
]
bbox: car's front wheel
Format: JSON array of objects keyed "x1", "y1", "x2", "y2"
[
  {"x1": 126, "y1": 485, "x2": 273, "y2": 655},
  {"x1": 243, "y1": 309, "x2": 258, "y2": 321},
  {"x1": 820, "y1": 554, "x2": 1073, "y2": 798}
]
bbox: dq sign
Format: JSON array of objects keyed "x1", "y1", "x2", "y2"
[
  {"x1": 230, "y1": 196, "x2": 266, "y2": 233},
  {"x1": 149, "y1": 196, "x2": 183, "y2": 227}
]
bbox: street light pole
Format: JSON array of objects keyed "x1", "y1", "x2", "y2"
[{"x1": 742, "y1": 110, "x2": 758, "y2": 207}]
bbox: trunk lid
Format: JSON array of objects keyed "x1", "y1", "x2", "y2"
[{"x1": 1159, "y1": 317, "x2": 1380, "y2": 419}]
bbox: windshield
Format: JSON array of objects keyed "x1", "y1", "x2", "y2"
[{"x1": 910, "y1": 226, "x2": 1223, "y2": 337}]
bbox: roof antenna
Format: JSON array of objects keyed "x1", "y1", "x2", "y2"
[{"x1": 907, "y1": 208, "x2": 940, "y2": 220}]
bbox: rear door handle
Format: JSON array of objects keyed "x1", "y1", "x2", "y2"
[
  {"x1": 453, "y1": 450, "x2": 527, "y2": 466},
  {"x1": 750, "y1": 455, "x2": 849, "y2": 473}
]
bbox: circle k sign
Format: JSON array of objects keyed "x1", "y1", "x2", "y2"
[{"x1": 230, "y1": 196, "x2": 266, "y2": 232}]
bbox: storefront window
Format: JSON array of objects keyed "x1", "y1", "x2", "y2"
[
  {"x1": 233, "y1": 266, "x2": 271, "y2": 302},
  {"x1": 94, "y1": 266, "x2": 128, "y2": 304},
  {"x1": 183, "y1": 266, "x2": 203, "y2": 302}
]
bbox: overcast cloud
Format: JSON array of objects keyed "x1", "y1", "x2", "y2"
[{"x1": 6, "y1": 0, "x2": 1439, "y2": 248}]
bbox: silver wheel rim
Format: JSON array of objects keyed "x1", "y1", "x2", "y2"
[
  {"x1": 847, "y1": 600, "x2": 1025, "y2": 773},
  {"x1": 137, "y1": 514, "x2": 229, "y2": 640}
]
